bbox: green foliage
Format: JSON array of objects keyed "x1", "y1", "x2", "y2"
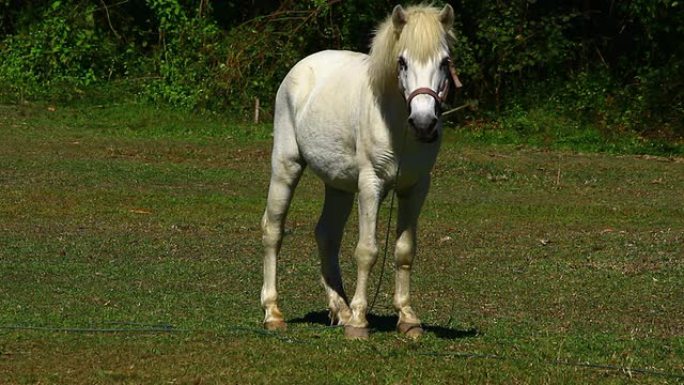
[
  {"x1": 457, "y1": 69, "x2": 683, "y2": 155},
  {"x1": 142, "y1": 0, "x2": 224, "y2": 109},
  {"x1": 218, "y1": 2, "x2": 323, "y2": 115},
  {"x1": 456, "y1": 0, "x2": 576, "y2": 102},
  {"x1": 0, "y1": 0, "x2": 681, "y2": 146},
  {"x1": 0, "y1": 1, "x2": 116, "y2": 99}
]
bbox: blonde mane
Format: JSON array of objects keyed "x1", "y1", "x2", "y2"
[{"x1": 368, "y1": 5, "x2": 455, "y2": 92}]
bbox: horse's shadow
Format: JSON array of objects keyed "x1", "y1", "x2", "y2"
[{"x1": 289, "y1": 310, "x2": 478, "y2": 340}]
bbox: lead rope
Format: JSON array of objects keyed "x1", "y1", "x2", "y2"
[{"x1": 368, "y1": 124, "x2": 410, "y2": 313}]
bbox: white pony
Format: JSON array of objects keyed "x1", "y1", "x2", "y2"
[{"x1": 261, "y1": 4, "x2": 458, "y2": 339}]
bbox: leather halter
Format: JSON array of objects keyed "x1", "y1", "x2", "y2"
[
  {"x1": 406, "y1": 87, "x2": 442, "y2": 110},
  {"x1": 403, "y1": 59, "x2": 462, "y2": 113}
]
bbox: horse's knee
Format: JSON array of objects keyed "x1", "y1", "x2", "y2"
[
  {"x1": 394, "y1": 237, "x2": 415, "y2": 268},
  {"x1": 355, "y1": 241, "x2": 378, "y2": 266}
]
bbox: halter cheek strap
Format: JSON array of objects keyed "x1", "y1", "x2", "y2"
[{"x1": 448, "y1": 59, "x2": 463, "y2": 89}]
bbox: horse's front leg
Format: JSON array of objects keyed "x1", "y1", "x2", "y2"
[
  {"x1": 345, "y1": 175, "x2": 383, "y2": 339},
  {"x1": 394, "y1": 175, "x2": 430, "y2": 338}
]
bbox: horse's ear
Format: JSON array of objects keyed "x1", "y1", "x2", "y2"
[
  {"x1": 392, "y1": 5, "x2": 407, "y2": 30},
  {"x1": 439, "y1": 4, "x2": 455, "y2": 29}
]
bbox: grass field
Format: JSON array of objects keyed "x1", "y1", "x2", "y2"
[{"x1": 1, "y1": 103, "x2": 683, "y2": 384}]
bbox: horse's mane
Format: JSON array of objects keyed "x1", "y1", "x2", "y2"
[{"x1": 368, "y1": 5, "x2": 455, "y2": 93}]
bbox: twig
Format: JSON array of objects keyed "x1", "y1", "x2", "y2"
[
  {"x1": 595, "y1": 47, "x2": 609, "y2": 69},
  {"x1": 198, "y1": 0, "x2": 206, "y2": 18},
  {"x1": 254, "y1": 97, "x2": 260, "y2": 124},
  {"x1": 100, "y1": 0, "x2": 121, "y2": 40},
  {"x1": 442, "y1": 100, "x2": 477, "y2": 117},
  {"x1": 556, "y1": 154, "x2": 562, "y2": 187}
]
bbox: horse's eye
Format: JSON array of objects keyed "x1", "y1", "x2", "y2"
[
  {"x1": 440, "y1": 57, "x2": 450, "y2": 68},
  {"x1": 398, "y1": 56, "x2": 407, "y2": 70}
]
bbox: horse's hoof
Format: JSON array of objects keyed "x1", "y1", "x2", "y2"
[
  {"x1": 397, "y1": 322, "x2": 423, "y2": 339},
  {"x1": 264, "y1": 320, "x2": 287, "y2": 331},
  {"x1": 344, "y1": 326, "x2": 370, "y2": 339}
]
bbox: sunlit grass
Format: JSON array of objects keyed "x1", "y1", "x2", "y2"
[{"x1": 0, "y1": 103, "x2": 682, "y2": 384}]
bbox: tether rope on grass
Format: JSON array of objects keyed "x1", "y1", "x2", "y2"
[{"x1": 0, "y1": 322, "x2": 186, "y2": 333}]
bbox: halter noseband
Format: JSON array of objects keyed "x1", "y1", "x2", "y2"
[{"x1": 406, "y1": 87, "x2": 442, "y2": 111}]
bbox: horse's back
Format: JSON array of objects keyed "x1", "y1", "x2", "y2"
[
  {"x1": 274, "y1": 50, "x2": 371, "y2": 191},
  {"x1": 276, "y1": 50, "x2": 369, "y2": 126}
]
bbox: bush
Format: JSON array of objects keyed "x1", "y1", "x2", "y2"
[
  {"x1": 0, "y1": 1, "x2": 117, "y2": 100},
  {"x1": 142, "y1": 0, "x2": 224, "y2": 109},
  {"x1": 0, "y1": 0, "x2": 680, "y2": 146}
]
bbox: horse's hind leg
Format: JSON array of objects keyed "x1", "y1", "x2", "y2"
[
  {"x1": 261, "y1": 117, "x2": 304, "y2": 330},
  {"x1": 315, "y1": 185, "x2": 354, "y2": 325}
]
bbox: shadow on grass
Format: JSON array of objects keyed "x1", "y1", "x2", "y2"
[{"x1": 289, "y1": 310, "x2": 478, "y2": 340}]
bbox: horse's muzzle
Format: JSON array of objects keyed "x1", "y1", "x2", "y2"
[
  {"x1": 406, "y1": 87, "x2": 442, "y2": 143},
  {"x1": 408, "y1": 113, "x2": 439, "y2": 143}
]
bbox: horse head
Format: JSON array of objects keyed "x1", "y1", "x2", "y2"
[{"x1": 390, "y1": 4, "x2": 460, "y2": 143}]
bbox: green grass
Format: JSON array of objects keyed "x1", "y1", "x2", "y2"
[
  {"x1": 1, "y1": 103, "x2": 683, "y2": 384},
  {"x1": 450, "y1": 105, "x2": 684, "y2": 156}
]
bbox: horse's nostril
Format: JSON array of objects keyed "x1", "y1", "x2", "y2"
[{"x1": 408, "y1": 114, "x2": 437, "y2": 132}]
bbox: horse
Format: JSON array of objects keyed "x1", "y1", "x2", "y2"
[{"x1": 261, "y1": 4, "x2": 458, "y2": 339}]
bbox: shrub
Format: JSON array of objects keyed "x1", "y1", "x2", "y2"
[
  {"x1": 0, "y1": 1, "x2": 116, "y2": 100},
  {"x1": 0, "y1": 0, "x2": 680, "y2": 145}
]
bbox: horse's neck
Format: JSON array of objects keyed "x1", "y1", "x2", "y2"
[{"x1": 374, "y1": 85, "x2": 410, "y2": 142}]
